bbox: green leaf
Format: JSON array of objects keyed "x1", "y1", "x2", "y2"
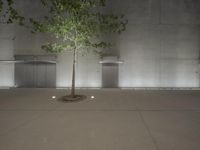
[{"x1": 28, "y1": 0, "x2": 128, "y2": 55}]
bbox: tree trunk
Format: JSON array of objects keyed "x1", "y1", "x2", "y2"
[{"x1": 71, "y1": 48, "x2": 76, "y2": 98}]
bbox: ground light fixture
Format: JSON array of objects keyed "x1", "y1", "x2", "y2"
[
  {"x1": 52, "y1": 96, "x2": 56, "y2": 99},
  {"x1": 91, "y1": 96, "x2": 95, "y2": 99}
]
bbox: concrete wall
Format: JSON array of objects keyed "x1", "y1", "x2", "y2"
[
  {"x1": 0, "y1": 0, "x2": 200, "y2": 88},
  {"x1": 0, "y1": 24, "x2": 15, "y2": 87},
  {"x1": 56, "y1": 52, "x2": 102, "y2": 88},
  {"x1": 107, "y1": 0, "x2": 200, "y2": 87}
]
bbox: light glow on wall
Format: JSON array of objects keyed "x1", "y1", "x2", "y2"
[{"x1": 0, "y1": 64, "x2": 15, "y2": 87}]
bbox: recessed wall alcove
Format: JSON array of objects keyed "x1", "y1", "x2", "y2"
[{"x1": 14, "y1": 55, "x2": 56, "y2": 88}]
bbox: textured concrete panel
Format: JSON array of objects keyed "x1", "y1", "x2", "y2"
[
  {"x1": 160, "y1": 59, "x2": 199, "y2": 87},
  {"x1": 1, "y1": 0, "x2": 200, "y2": 87},
  {"x1": 0, "y1": 38, "x2": 14, "y2": 87},
  {"x1": 14, "y1": 27, "x2": 51, "y2": 55},
  {"x1": 0, "y1": 63, "x2": 14, "y2": 87},
  {"x1": 14, "y1": 0, "x2": 47, "y2": 19},
  {"x1": 56, "y1": 52, "x2": 73, "y2": 87},
  {"x1": 76, "y1": 53, "x2": 102, "y2": 87},
  {"x1": 161, "y1": 0, "x2": 200, "y2": 24},
  {"x1": 161, "y1": 25, "x2": 200, "y2": 59},
  {"x1": 56, "y1": 51, "x2": 101, "y2": 88},
  {"x1": 119, "y1": 24, "x2": 161, "y2": 87},
  {"x1": 0, "y1": 39, "x2": 14, "y2": 59},
  {"x1": 0, "y1": 24, "x2": 15, "y2": 39},
  {"x1": 106, "y1": 0, "x2": 160, "y2": 24}
]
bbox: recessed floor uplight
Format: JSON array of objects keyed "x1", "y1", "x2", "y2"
[
  {"x1": 91, "y1": 96, "x2": 95, "y2": 99},
  {"x1": 52, "y1": 96, "x2": 56, "y2": 99}
]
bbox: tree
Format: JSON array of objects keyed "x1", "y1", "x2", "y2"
[
  {"x1": 12, "y1": 0, "x2": 127, "y2": 101},
  {"x1": 0, "y1": 0, "x2": 24, "y2": 24}
]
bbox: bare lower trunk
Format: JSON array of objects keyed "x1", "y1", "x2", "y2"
[{"x1": 71, "y1": 49, "x2": 76, "y2": 98}]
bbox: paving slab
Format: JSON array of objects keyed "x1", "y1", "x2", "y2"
[
  {"x1": 0, "y1": 111, "x2": 157, "y2": 150},
  {"x1": 0, "y1": 111, "x2": 44, "y2": 136},
  {"x1": 141, "y1": 111, "x2": 200, "y2": 150},
  {"x1": 132, "y1": 90, "x2": 200, "y2": 110}
]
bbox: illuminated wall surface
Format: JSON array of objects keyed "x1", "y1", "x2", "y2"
[
  {"x1": 0, "y1": 24, "x2": 15, "y2": 87},
  {"x1": 0, "y1": 0, "x2": 200, "y2": 88}
]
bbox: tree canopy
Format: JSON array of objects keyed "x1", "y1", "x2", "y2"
[
  {"x1": 30, "y1": 0, "x2": 128, "y2": 55},
  {"x1": 0, "y1": 0, "x2": 24, "y2": 25},
  {"x1": 0, "y1": 0, "x2": 128, "y2": 99}
]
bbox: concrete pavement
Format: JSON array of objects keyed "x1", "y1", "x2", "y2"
[{"x1": 0, "y1": 89, "x2": 199, "y2": 150}]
